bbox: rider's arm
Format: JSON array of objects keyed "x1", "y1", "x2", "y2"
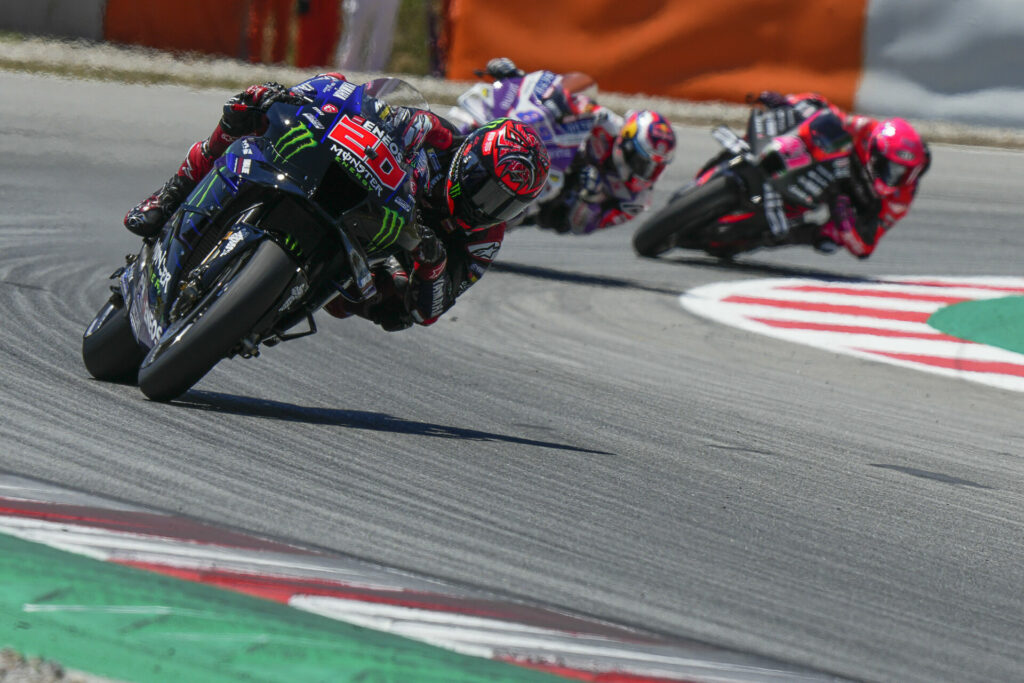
[
  {"x1": 401, "y1": 109, "x2": 461, "y2": 155},
  {"x1": 821, "y1": 192, "x2": 897, "y2": 259},
  {"x1": 406, "y1": 221, "x2": 505, "y2": 325},
  {"x1": 566, "y1": 184, "x2": 648, "y2": 235}
]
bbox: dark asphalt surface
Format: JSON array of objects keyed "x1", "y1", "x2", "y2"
[{"x1": 3, "y1": 72, "x2": 1024, "y2": 682}]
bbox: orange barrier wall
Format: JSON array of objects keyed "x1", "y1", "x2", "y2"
[
  {"x1": 104, "y1": 0, "x2": 249, "y2": 60},
  {"x1": 446, "y1": 0, "x2": 868, "y2": 110}
]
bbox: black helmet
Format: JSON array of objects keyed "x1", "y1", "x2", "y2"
[{"x1": 445, "y1": 119, "x2": 550, "y2": 230}]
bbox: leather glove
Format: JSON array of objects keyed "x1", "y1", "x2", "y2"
[
  {"x1": 577, "y1": 165, "x2": 603, "y2": 202},
  {"x1": 410, "y1": 227, "x2": 447, "y2": 280},
  {"x1": 407, "y1": 227, "x2": 449, "y2": 324},
  {"x1": 486, "y1": 57, "x2": 525, "y2": 80},
  {"x1": 221, "y1": 82, "x2": 303, "y2": 135}
]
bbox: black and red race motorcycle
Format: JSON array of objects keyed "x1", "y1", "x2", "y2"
[{"x1": 632, "y1": 104, "x2": 871, "y2": 259}]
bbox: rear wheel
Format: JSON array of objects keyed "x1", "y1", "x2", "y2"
[
  {"x1": 137, "y1": 241, "x2": 297, "y2": 402},
  {"x1": 632, "y1": 176, "x2": 740, "y2": 257},
  {"x1": 82, "y1": 299, "x2": 147, "y2": 383}
]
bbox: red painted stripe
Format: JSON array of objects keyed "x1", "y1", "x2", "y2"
[
  {"x1": 0, "y1": 499, "x2": 315, "y2": 554},
  {"x1": 777, "y1": 285, "x2": 971, "y2": 304},
  {"x1": 501, "y1": 658, "x2": 697, "y2": 683},
  {"x1": 722, "y1": 296, "x2": 931, "y2": 322},
  {"x1": 750, "y1": 317, "x2": 970, "y2": 342},
  {"x1": 115, "y1": 560, "x2": 510, "y2": 616},
  {"x1": 0, "y1": 503, "x2": 149, "y2": 530},
  {"x1": 895, "y1": 279, "x2": 1024, "y2": 293},
  {"x1": 859, "y1": 350, "x2": 1024, "y2": 377},
  {"x1": 113, "y1": 561, "x2": 670, "y2": 642}
]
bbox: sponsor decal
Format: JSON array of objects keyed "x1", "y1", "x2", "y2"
[
  {"x1": 278, "y1": 283, "x2": 307, "y2": 311},
  {"x1": 467, "y1": 240, "x2": 500, "y2": 261},
  {"x1": 152, "y1": 241, "x2": 172, "y2": 295},
  {"x1": 221, "y1": 230, "x2": 244, "y2": 255},
  {"x1": 496, "y1": 82, "x2": 517, "y2": 111},
  {"x1": 332, "y1": 81, "x2": 357, "y2": 102},
  {"x1": 368, "y1": 206, "x2": 406, "y2": 251},
  {"x1": 274, "y1": 124, "x2": 316, "y2": 163},
  {"x1": 322, "y1": 103, "x2": 338, "y2": 114},
  {"x1": 302, "y1": 113, "x2": 325, "y2": 130},
  {"x1": 532, "y1": 71, "x2": 557, "y2": 100},
  {"x1": 327, "y1": 115, "x2": 405, "y2": 192}
]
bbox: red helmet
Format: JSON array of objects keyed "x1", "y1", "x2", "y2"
[
  {"x1": 618, "y1": 110, "x2": 676, "y2": 182},
  {"x1": 446, "y1": 119, "x2": 550, "y2": 229},
  {"x1": 867, "y1": 118, "x2": 930, "y2": 195}
]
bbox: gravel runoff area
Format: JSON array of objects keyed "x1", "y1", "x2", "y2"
[
  {"x1": 0, "y1": 650, "x2": 114, "y2": 683},
  {"x1": 2, "y1": 33, "x2": 1023, "y2": 148}
]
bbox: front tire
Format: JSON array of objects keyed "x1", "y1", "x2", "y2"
[
  {"x1": 82, "y1": 299, "x2": 147, "y2": 383},
  {"x1": 137, "y1": 241, "x2": 297, "y2": 402},
  {"x1": 632, "y1": 176, "x2": 740, "y2": 257}
]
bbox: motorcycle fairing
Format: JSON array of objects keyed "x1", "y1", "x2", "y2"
[{"x1": 123, "y1": 77, "x2": 420, "y2": 349}]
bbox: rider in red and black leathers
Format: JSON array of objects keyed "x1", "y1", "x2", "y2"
[
  {"x1": 754, "y1": 90, "x2": 931, "y2": 258},
  {"x1": 124, "y1": 74, "x2": 549, "y2": 331}
]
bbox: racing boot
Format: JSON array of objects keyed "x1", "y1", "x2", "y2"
[{"x1": 123, "y1": 173, "x2": 196, "y2": 238}]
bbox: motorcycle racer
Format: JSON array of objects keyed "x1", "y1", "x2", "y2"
[
  {"x1": 535, "y1": 107, "x2": 676, "y2": 235},
  {"x1": 124, "y1": 73, "x2": 549, "y2": 331},
  {"x1": 481, "y1": 58, "x2": 677, "y2": 235},
  {"x1": 752, "y1": 90, "x2": 930, "y2": 258}
]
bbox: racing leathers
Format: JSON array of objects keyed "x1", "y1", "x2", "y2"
[
  {"x1": 323, "y1": 103, "x2": 508, "y2": 330},
  {"x1": 123, "y1": 73, "x2": 504, "y2": 332},
  {"x1": 756, "y1": 91, "x2": 927, "y2": 258},
  {"x1": 537, "y1": 107, "x2": 659, "y2": 235}
]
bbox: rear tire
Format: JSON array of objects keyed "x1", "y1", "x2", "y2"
[
  {"x1": 82, "y1": 300, "x2": 147, "y2": 383},
  {"x1": 137, "y1": 241, "x2": 297, "y2": 402},
  {"x1": 632, "y1": 176, "x2": 740, "y2": 257}
]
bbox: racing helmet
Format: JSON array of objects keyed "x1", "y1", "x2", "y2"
[
  {"x1": 867, "y1": 118, "x2": 930, "y2": 195},
  {"x1": 446, "y1": 118, "x2": 550, "y2": 230},
  {"x1": 617, "y1": 110, "x2": 676, "y2": 182}
]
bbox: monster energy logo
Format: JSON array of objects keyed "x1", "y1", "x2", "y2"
[
  {"x1": 283, "y1": 233, "x2": 303, "y2": 256},
  {"x1": 274, "y1": 124, "x2": 316, "y2": 162},
  {"x1": 368, "y1": 207, "x2": 405, "y2": 252},
  {"x1": 448, "y1": 182, "x2": 462, "y2": 198}
]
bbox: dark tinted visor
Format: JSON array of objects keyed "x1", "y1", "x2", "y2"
[
  {"x1": 464, "y1": 181, "x2": 532, "y2": 224},
  {"x1": 872, "y1": 155, "x2": 911, "y2": 186},
  {"x1": 623, "y1": 139, "x2": 658, "y2": 180},
  {"x1": 456, "y1": 147, "x2": 534, "y2": 225}
]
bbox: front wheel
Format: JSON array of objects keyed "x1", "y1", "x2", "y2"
[
  {"x1": 137, "y1": 241, "x2": 297, "y2": 402},
  {"x1": 632, "y1": 176, "x2": 740, "y2": 257},
  {"x1": 82, "y1": 299, "x2": 148, "y2": 383}
]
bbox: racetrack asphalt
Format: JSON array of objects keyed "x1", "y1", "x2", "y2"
[{"x1": 3, "y1": 70, "x2": 1024, "y2": 682}]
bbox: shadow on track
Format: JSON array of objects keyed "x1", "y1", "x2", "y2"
[
  {"x1": 495, "y1": 257, "x2": 878, "y2": 293},
  {"x1": 655, "y1": 254, "x2": 874, "y2": 282},
  {"x1": 492, "y1": 261, "x2": 681, "y2": 295},
  {"x1": 177, "y1": 390, "x2": 612, "y2": 455}
]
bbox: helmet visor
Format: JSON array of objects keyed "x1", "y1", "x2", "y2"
[
  {"x1": 464, "y1": 181, "x2": 532, "y2": 225},
  {"x1": 872, "y1": 155, "x2": 912, "y2": 187},
  {"x1": 622, "y1": 138, "x2": 660, "y2": 180}
]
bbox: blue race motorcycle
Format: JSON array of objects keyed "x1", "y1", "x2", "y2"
[{"x1": 83, "y1": 78, "x2": 425, "y2": 401}]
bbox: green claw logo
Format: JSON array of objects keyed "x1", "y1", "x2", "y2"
[
  {"x1": 368, "y1": 207, "x2": 405, "y2": 252},
  {"x1": 274, "y1": 124, "x2": 316, "y2": 162}
]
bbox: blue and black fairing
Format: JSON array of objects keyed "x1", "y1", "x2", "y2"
[{"x1": 122, "y1": 77, "x2": 423, "y2": 349}]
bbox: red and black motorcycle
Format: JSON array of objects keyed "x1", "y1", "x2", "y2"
[{"x1": 632, "y1": 104, "x2": 871, "y2": 259}]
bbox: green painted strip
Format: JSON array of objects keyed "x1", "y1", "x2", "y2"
[
  {"x1": 0, "y1": 533, "x2": 559, "y2": 683},
  {"x1": 928, "y1": 296, "x2": 1024, "y2": 355}
]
